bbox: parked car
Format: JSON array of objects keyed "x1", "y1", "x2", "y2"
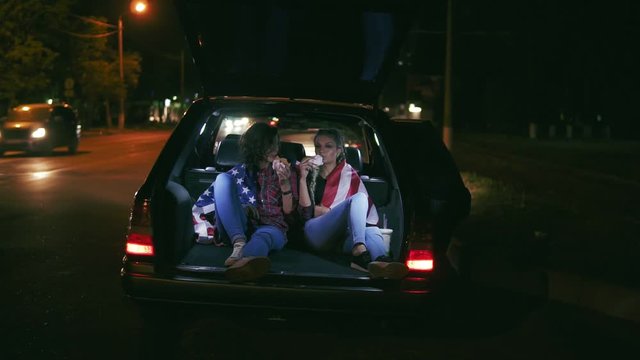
[
  {"x1": 121, "y1": 0, "x2": 471, "y2": 320},
  {"x1": 0, "y1": 103, "x2": 80, "y2": 156}
]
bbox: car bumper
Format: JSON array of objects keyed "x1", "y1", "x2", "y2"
[
  {"x1": 121, "y1": 261, "x2": 436, "y2": 316},
  {"x1": 0, "y1": 138, "x2": 49, "y2": 152}
]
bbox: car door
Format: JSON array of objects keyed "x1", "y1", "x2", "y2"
[{"x1": 49, "y1": 107, "x2": 67, "y2": 146}]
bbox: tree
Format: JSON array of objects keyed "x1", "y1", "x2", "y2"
[
  {"x1": 0, "y1": 0, "x2": 72, "y2": 111},
  {"x1": 0, "y1": 1, "x2": 142, "y2": 128}
]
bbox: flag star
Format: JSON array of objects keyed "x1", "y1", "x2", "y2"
[
  {"x1": 248, "y1": 196, "x2": 256, "y2": 204},
  {"x1": 236, "y1": 178, "x2": 244, "y2": 185},
  {"x1": 242, "y1": 186, "x2": 250, "y2": 194},
  {"x1": 204, "y1": 189, "x2": 211, "y2": 196},
  {"x1": 231, "y1": 169, "x2": 239, "y2": 176}
]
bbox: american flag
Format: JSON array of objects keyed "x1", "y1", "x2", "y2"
[
  {"x1": 192, "y1": 164, "x2": 257, "y2": 244},
  {"x1": 322, "y1": 161, "x2": 379, "y2": 225}
]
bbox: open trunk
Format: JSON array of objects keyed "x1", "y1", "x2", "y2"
[{"x1": 152, "y1": 99, "x2": 405, "y2": 283}]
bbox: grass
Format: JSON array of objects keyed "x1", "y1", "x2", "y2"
[{"x1": 452, "y1": 134, "x2": 640, "y2": 290}]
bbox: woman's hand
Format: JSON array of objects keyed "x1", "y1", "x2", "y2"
[
  {"x1": 274, "y1": 162, "x2": 291, "y2": 192},
  {"x1": 314, "y1": 205, "x2": 330, "y2": 217},
  {"x1": 298, "y1": 157, "x2": 318, "y2": 178},
  {"x1": 273, "y1": 159, "x2": 289, "y2": 179}
]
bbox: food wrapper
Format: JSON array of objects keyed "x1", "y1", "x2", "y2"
[
  {"x1": 311, "y1": 155, "x2": 323, "y2": 166},
  {"x1": 301, "y1": 155, "x2": 323, "y2": 166},
  {"x1": 272, "y1": 157, "x2": 290, "y2": 172}
]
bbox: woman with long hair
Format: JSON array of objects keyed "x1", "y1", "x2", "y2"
[
  {"x1": 211, "y1": 122, "x2": 298, "y2": 282},
  {"x1": 298, "y1": 129, "x2": 407, "y2": 279}
]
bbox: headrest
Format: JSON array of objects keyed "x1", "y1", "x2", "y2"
[
  {"x1": 215, "y1": 134, "x2": 242, "y2": 168},
  {"x1": 279, "y1": 142, "x2": 306, "y2": 163},
  {"x1": 344, "y1": 147, "x2": 362, "y2": 172}
]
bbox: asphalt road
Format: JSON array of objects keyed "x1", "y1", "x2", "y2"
[{"x1": 1, "y1": 130, "x2": 639, "y2": 359}]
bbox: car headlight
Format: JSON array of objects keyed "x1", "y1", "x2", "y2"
[{"x1": 31, "y1": 128, "x2": 46, "y2": 138}]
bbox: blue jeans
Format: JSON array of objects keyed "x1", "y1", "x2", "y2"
[
  {"x1": 304, "y1": 192, "x2": 386, "y2": 260},
  {"x1": 213, "y1": 173, "x2": 286, "y2": 257}
]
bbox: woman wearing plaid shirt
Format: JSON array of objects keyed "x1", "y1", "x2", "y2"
[{"x1": 213, "y1": 122, "x2": 298, "y2": 282}]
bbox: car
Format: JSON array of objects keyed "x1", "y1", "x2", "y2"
[
  {"x1": 0, "y1": 103, "x2": 81, "y2": 156},
  {"x1": 121, "y1": 0, "x2": 471, "y2": 321}
]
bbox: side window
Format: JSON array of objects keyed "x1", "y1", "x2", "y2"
[
  {"x1": 362, "y1": 126, "x2": 387, "y2": 178},
  {"x1": 51, "y1": 108, "x2": 62, "y2": 122}
]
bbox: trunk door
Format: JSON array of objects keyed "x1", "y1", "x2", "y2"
[{"x1": 174, "y1": 0, "x2": 416, "y2": 105}]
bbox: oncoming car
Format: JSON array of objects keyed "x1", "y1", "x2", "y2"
[
  {"x1": 0, "y1": 103, "x2": 81, "y2": 156},
  {"x1": 121, "y1": 0, "x2": 471, "y2": 320}
]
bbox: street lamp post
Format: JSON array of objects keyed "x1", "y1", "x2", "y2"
[
  {"x1": 118, "y1": 1, "x2": 148, "y2": 130},
  {"x1": 69, "y1": 1, "x2": 147, "y2": 130}
]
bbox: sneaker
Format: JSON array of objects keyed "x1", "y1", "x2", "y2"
[
  {"x1": 350, "y1": 251, "x2": 372, "y2": 273},
  {"x1": 225, "y1": 256, "x2": 271, "y2": 282},
  {"x1": 368, "y1": 256, "x2": 409, "y2": 279},
  {"x1": 196, "y1": 236, "x2": 214, "y2": 245},
  {"x1": 224, "y1": 241, "x2": 245, "y2": 266}
]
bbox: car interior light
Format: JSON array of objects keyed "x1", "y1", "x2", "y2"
[{"x1": 373, "y1": 132, "x2": 380, "y2": 146}]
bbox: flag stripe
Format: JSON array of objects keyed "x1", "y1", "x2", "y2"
[
  {"x1": 191, "y1": 164, "x2": 257, "y2": 242},
  {"x1": 320, "y1": 160, "x2": 379, "y2": 225}
]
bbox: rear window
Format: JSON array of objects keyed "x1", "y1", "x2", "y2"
[
  {"x1": 212, "y1": 114, "x2": 366, "y2": 160},
  {"x1": 193, "y1": 108, "x2": 388, "y2": 178}
]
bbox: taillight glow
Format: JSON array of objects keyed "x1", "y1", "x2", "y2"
[
  {"x1": 406, "y1": 249, "x2": 434, "y2": 271},
  {"x1": 126, "y1": 233, "x2": 154, "y2": 256}
]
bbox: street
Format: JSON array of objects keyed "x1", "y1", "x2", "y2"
[{"x1": 1, "y1": 130, "x2": 639, "y2": 359}]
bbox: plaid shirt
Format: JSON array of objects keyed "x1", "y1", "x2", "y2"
[{"x1": 253, "y1": 164, "x2": 298, "y2": 233}]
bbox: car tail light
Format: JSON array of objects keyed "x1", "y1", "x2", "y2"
[
  {"x1": 406, "y1": 239, "x2": 434, "y2": 272},
  {"x1": 407, "y1": 249, "x2": 434, "y2": 271},
  {"x1": 126, "y1": 233, "x2": 154, "y2": 256},
  {"x1": 126, "y1": 198, "x2": 154, "y2": 256}
]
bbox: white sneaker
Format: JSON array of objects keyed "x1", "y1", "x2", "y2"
[{"x1": 224, "y1": 241, "x2": 245, "y2": 266}]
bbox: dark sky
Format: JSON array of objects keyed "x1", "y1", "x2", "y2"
[{"x1": 78, "y1": 1, "x2": 640, "y2": 137}]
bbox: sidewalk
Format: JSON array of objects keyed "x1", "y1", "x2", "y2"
[{"x1": 450, "y1": 132, "x2": 640, "y2": 323}]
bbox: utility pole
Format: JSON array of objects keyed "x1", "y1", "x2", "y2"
[
  {"x1": 118, "y1": 15, "x2": 126, "y2": 130},
  {"x1": 180, "y1": 49, "x2": 185, "y2": 100},
  {"x1": 443, "y1": 0, "x2": 453, "y2": 149}
]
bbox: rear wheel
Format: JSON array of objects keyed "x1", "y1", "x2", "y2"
[
  {"x1": 68, "y1": 137, "x2": 79, "y2": 154},
  {"x1": 38, "y1": 146, "x2": 53, "y2": 156}
]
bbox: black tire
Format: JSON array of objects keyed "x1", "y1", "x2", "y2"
[
  {"x1": 38, "y1": 147, "x2": 53, "y2": 156},
  {"x1": 68, "y1": 138, "x2": 79, "y2": 154}
]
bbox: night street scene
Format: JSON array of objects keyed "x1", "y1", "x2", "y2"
[{"x1": 1, "y1": 0, "x2": 639, "y2": 359}]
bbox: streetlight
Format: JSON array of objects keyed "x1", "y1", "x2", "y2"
[{"x1": 118, "y1": 0, "x2": 148, "y2": 130}]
